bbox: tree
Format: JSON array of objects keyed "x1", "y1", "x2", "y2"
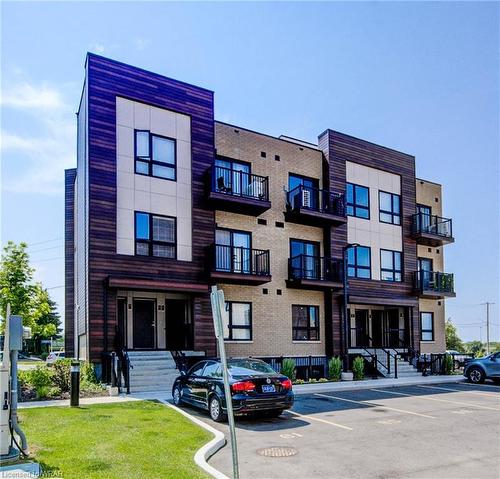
[
  {"x1": 30, "y1": 284, "x2": 62, "y2": 352},
  {"x1": 465, "y1": 340, "x2": 486, "y2": 358},
  {"x1": 445, "y1": 319, "x2": 465, "y2": 352}
]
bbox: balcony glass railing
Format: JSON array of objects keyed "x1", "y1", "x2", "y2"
[
  {"x1": 286, "y1": 185, "x2": 346, "y2": 216},
  {"x1": 212, "y1": 166, "x2": 269, "y2": 201},
  {"x1": 414, "y1": 270, "x2": 455, "y2": 294},
  {"x1": 213, "y1": 244, "x2": 270, "y2": 276},
  {"x1": 288, "y1": 254, "x2": 343, "y2": 282},
  {"x1": 412, "y1": 213, "x2": 453, "y2": 238}
]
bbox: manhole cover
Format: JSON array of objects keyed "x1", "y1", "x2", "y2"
[{"x1": 256, "y1": 446, "x2": 299, "y2": 458}]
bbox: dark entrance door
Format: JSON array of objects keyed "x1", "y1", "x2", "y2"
[
  {"x1": 116, "y1": 297, "x2": 127, "y2": 350},
  {"x1": 133, "y1": 299, "x2": 155, "y2": 349},
  {"x1": 165, "y1": 299, "x2": 192, "y2": 350},
  {"x1": 354, "y1": 310, "x2": 369, "y2": 347},
  {"x1": 386, "y1": 309, "x2": 400, "y2": 348},
  {"x1": 371, "y1": 310, "x2": 384, "y2": 347}
]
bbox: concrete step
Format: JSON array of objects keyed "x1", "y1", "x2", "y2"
[{"x1": 129, "y1": 383, "x2": 176, "y2": 393}]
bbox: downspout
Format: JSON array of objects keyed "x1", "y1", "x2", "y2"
[{"x1": 103, "y1": 280, "x2": 108, "y2": 354}]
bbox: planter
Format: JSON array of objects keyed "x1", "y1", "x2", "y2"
[{"x1": 341, "y1": 372, "x2": 353, "y2": 381}]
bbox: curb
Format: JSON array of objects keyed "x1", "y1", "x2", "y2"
[
  {"x1": 161, "y1": 400, "x2": 229, "y2": 479},
  {"x1": 293, "y1": 376, "x2": 466, "y2": 395}
]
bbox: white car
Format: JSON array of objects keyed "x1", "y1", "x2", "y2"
[{"x1": 46, "y1": 351, "x2": 65, "y2": 364}]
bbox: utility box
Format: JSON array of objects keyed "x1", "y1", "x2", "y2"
[{"x1": 9, "y1": 316, "x2": 23, "y2": 351}]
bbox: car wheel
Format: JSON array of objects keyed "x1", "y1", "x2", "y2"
[
  {"x1": 468, "y1": 367, "x2": 485, "y2": 384},
  {"x1": 209, "y1": 395, "x2": 226, "y2": 423},
  {"x1": 172, "y1": 385, "x2": 183, "y2": 406}
]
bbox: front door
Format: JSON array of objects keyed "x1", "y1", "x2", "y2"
[
  {"x1": 371, "y1": 310, "x2": 384, "y2": 347},
  {"x1": 165, "y1": 299, "x2": 192, "y2": 350},
  {"x1": 386, "y1": 309, "x2": 400, "y2": 348},
  {"x1": 133, "y1": 298, "x2": 156, "y2": 349},
  {"x1": 354, "y1": 310, "x2": 369, "y2": 347}
]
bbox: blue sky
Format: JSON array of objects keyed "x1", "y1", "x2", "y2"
[{"x1": 1, "y1": 2, "x2": 498, "y2": 342}]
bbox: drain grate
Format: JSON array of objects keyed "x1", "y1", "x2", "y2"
[{"x1": 256, "y1": 446, "x2": 299, "y2": 458}]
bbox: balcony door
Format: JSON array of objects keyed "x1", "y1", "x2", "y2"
[
  {"x1": 416, "y1": 204, "x2": 432, "y2": 231},
  {"x1": 290, "y1": 239, "x2": 320, "y2": 279},
  {"x1": 216, "y1": 229, "x2": 251, "y2": 274},
  {"x1": 418, "y1": 257, "x2": 433, "y2": 289},
  {"x1": 289, "y1": 174, "x2": 319, "y2": 209},
  {"x1": 215, "y1": 158, "x2": 250, "y2": 196}
]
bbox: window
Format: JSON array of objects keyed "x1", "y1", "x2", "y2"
[
  {"x1": 290, "y1": 239, "x2": 320, "y2": 279},
  {"x1": 347, "y1": 246, "x2": 371, "y2": 279},
  {"x1": 214, "y1": 157, "x2": 250, "y2": 196},
  {"x1": 288, "y1": 174, "x2": 319, "y2": 210},
  {"x1": 416, "y1": 204, "x2": 432, "y2": 231},
  {"x1": 224, "y1": 302, "x2": 252, "y2": 341},
  {"x1": 379, "y1": 191, "x2": 401, "y2": 225},
  {"x1": 292, "y1": 305, "x2": 319, "y2": 341},
  {"x1": 380, "y1": 250, "x2": 402, "y2": 282},
  {"x1": 188, "y1": 361, "x2": 206, "y2": 377},
  {"x1": 420, "y1": 312, "x2": 434, "y2": 341},
  {"x1": 135, "y1": 212, "x2": 176, "y2": 258},
  {"x1": 202, "y1": 361, "x2": 221, "y2": 378},
  {"x1": 135, "y1": 130, "x2": 176, "y2": 180},
  {"x1": 346, "y1": 183, "x2": 369, "y2": 219}
]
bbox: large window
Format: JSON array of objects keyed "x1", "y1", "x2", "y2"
[
  {"x1": 135, "y1": 130, "x2": 176, "y2": 180},
  {"x1": 380, "y1": 250, "x2": 402, "y2": 282},
  {"x1": 347, "y1": 246, "x2": 371, "y2": 279},
  {"x1": 379, "y1": 191, "x2": 401, "y2": 225},
  {"x1": 288, "y1": 174, "x2": 319, "y2": 209},
  {"x1": 135, "y1": 212, "x2": 176, "y2": 258},
  {"x1": 346, "y1": 183, "x2": 370, "y2": 219},
  {"x1": 292, "y1": 305, "x2": 320, "y2": 341},
  {"x1": 420, "y1": 312, "x2": 434, "y2": 341},
  {"x1": 224, "y1": 302, "x2": 252, "y2": 341}
]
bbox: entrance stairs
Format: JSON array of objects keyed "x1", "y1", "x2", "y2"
[
  {"x1": 127, "y1": 351, "x2": 180, "y2": 393},
  {"x1": 373, "y1": 349, "x2": 421, "y2": 379}
]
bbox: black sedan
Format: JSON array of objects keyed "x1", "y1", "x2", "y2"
[{"x1": 172, "y1": 358, "x2": 294, "y2": 422}]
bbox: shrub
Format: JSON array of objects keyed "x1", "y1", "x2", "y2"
[
  {"x1": 81, "y1": 361, "x2": 98, "y2": 384},
  {"x1": 352, "y1": 356, "x2": 365, "y2": 380},
  {"x1": 293, "y1": 379, "x2": 305, "y2": 385},
  {"x1": 280, "y1": 358, "x2": 296, "y2": 382},
  {"x1": 328, "y1": 356, "x2": 342, "y2": 381},
  {"x1": 52, "y1": 359, "x2": 72, "y2": 392},
  {"x1": 444, "y1": 354, "x2": 454, "y2": 375},
  {"x1": 318, "y1": 378, "x2": 328, "y2": 383},
  {"x1": 24, "y1": 365, "x2": 53, "y2": 399}
]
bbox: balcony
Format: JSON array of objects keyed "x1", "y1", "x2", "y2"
[
  {"x1": 412, "y1": 213, "x2": 454, "y2": 246},
  {"x1": 209, "y1": 244, "x2": 271, "y2": 285},
  {"x1": 284, "y1": 185, "x2": 347, "y2": 226},
  {"x1": 414, "y1": 271, "x2": 456, "y2": 299},
  {"x1": 207, "y1": 166, "x2": 271, "y2": 215},
  {"x1": 286, "y1": 254, "x2": 343, "y2": 290}
]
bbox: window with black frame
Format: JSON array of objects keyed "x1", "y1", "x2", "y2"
[
  {"x1": 292, "y1": 305, "x2": 319, "y2": 341},
  {"x1": 135, "y1": 130, "x2": 176, "y2": 180},
  {"x1": 420, "y1": 312, "x2": 434, "y2": 341},
  {"x1": 380, "y1": 249, "x2": 402, "y2": 282},
  {"x1": 379, "y1": 191, "x2": 401, "y2": 225},
  {"x1": 224, "y1": 302, "x2": 252, "y2": 341},
  {"x1": 346, "y1": 183, "x2": 369, "y2": 219},
  {"x1": 347, "y1": 246, "x2": 371, "y2": 279},
  {"x1": 416, "y1": 204, "x2": 432, "y2": 231},
  {"x1": 214, "y1": 157, "x2": 251, "y2": 197},
  {"x1": 135, "y1": 212, "x2": 176, "y2": 258}
]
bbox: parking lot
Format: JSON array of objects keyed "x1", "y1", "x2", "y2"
[{"x1": 187, "y1": 381, "x2": 500, "y2": 479}]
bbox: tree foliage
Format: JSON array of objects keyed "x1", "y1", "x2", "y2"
[
  {"x1": 0, "y1": 241, "x2": 61, "y2": 342},
  {"x1": 445, "y1": 319, "x2": 465, "y2": 352}
]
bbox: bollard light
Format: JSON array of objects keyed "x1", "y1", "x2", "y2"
[{"x1": 70, "y1": 361, "x2": 80, "y2": 407}]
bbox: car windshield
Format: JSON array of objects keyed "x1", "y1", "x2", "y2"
[{"x1": 227, "y1": 359, "x2": 276, "y2": 376}]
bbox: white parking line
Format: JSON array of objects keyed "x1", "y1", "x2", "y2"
[
  {"x1": 314, "y1": 393, "x2": 436, "y2": 419},
  {"x1": 288, "y1": 410, "x2": 353, "y2": 431},
  {"x1": 417, "y1": 384, "x2": 500, "y2": 398},
  {"x1": 372, "y1": 388, "x2": 500, "y2": 411}
]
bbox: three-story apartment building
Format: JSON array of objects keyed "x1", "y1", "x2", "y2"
[{"x1": 65, "y1": 54, "x2": 455, "y2": 387}]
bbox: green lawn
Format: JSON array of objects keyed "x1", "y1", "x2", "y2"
[{"x1": 19, "y1": 401, "x2": 210, "y2": 479}]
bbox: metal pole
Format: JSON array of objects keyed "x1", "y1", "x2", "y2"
[
  {"x1": 481, "y1": 302, "x2": 495, "y2": 355},
  {"x1": 342, "y1": 249, "x2": 349, "y2": 371},
  {"x1": 211, "y1": 286, "x2": 239, "y2": 479},
  {"x1": 70, "y1": 361, "x2": 80, "y2": 407}
]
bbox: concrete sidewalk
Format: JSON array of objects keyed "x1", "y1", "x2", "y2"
[{"x1": 292, "y1": 374, "x2": 465, "y2": 395}]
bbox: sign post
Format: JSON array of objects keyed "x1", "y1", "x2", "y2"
[{"x1": 210, "y1": 286, "x2": 239, "y2": 479}]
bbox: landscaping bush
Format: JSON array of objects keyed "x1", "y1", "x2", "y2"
[
  {"x1": 444, "y1": 354, "x2": 454, "y2": 375},
  {"x1": 20, "y1": 365, "x2": 54, "y2": 399},
  {"x1": 81, "y1": 361, "x2": 98, "y2": 384},
  {"x1": 52, "y1": 359, "x2": 72, "y2": 392},
  {"x1": 328, "y1": 356, "x2": 342, "y2": 381},
  {"x1": 280, "y1": 358, "x2": 296, "y2": 382},
  {"x1": 352, "y1": 356, "x2": 365, "y2": 380}
]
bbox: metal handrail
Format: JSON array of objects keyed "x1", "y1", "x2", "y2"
[
  {"x1": 212, "y1": 165, "x2": 269, "y2": 201},
  {"x1": 412, "y1": 212, "x2": 453, "y2": 238},
  {"x1": 414, "y1": 270, "x2": 454, "y2": 294},
  {"x1": 288, "y1": 254, "x2": 343, "y2": 282},
  {"x1": 286, "y1": 184, "x2": 346, "y2": 216},
  {"x1": 213, "y1": 244, "x2": 270, "y2": 276}
]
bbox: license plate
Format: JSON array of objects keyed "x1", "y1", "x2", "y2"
[{"x1": 262, "y1": 384, "x2": 276, "y2": 393}]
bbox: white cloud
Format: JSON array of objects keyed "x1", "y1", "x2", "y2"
[
  {"x1": 1, "y1": 80, "x2": 75, "y2": 195},
  {"x1": 90, "y1": 42, "x2": 106, "y2": 54},
  {"x1": 1, "y1": 83, "x2": 64, "y2": 110}
]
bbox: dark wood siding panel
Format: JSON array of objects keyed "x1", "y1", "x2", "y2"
[
  {"x1": 85, "y1": 54, "x2": 216, "y2": 361},
  {"x1": 64, "y1": 169, "x2": 77, "y2": 356}
]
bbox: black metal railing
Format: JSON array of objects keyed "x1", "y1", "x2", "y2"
[
  {"x1": 213, "y1": 244, "x2": 270, "y2": 276},
  {"x1": 101, "y1": 350, "x2": 131, "y2": 394},
  {"x1": 286, "y1": 185, "x2": 346, "y2": 216},
  {"x1": 259, "y1": 356, "x2": 329, "y2": 381},
  {"x1": 288, "y1": 254, "x2": 343, "y2": 282},
  {"x1": 348, "y1": 328, "x2": 409, "y2": 350},
  {"x1": 414, "y1": 270, "x2": 455, "y2": 294},
  {"x1": 412, "y1": 212, "x2": 453, "y2": 238},
  {"x1": 212, "y1": 165, "x2": 269, "y2": 201}
]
